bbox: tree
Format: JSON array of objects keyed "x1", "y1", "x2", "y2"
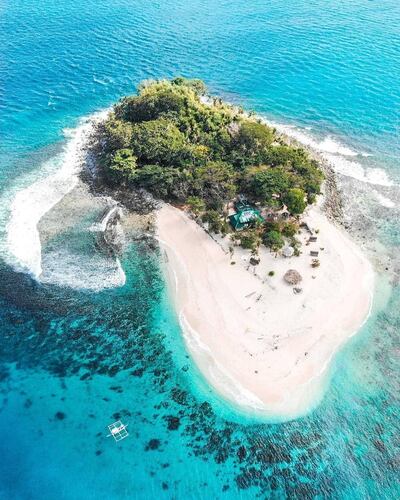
[
  {"x1": 186, "y1": 196, "x2": 205, "y2": 214},
  {"x1": 201, "y1": 210, "x2": 227, "y2": 234},
  {"x1": 231, "y1": 121, "x2": 275, "y2": 167},
  {"x1": 115, "y1": 84, "x2": 190, "y2": 123},
  {"x1": 283, "y1": 188, "x2": 307, "y2": 215},
  {"x1": 100, "y1": 116, "x2": 133, "y2": 153},
  {"x1": 134, "y1": 165, "x2": 192, "y2": 200},
  {"x1": 266, "y1": 145, "x2": 324, "y2": 198},
  {"x1": 99, "y1": 77, "x2": 323, "y2": 224},
  {"x1": 172, "y1": 77, "x2": 208, "y2": 95},
  {"x1": 108, "y1": 149, "x2": 137, "y2": 182},
  {"x1": 193, "y1": 161, "x2": 236, "y2": 207},
  {"x1": 245, "y1": 167, "x2": 291, "y2": 204},
  {"x1": 263, "y1": 230, "x2": 284, "y2": 251},
  {"x1": 130, "y1": 119, "x2": 188, "y2": 166}
]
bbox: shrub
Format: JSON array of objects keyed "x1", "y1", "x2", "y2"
[
  {"x1": 263, "y1": 230, "x2": 284, "y2": 251},
  {"x1": 282, "y1": 221, "x2": 299, "y2": 237},
  {"x1": 239, "y1": 230, "x2": 261, "y2": 251}
]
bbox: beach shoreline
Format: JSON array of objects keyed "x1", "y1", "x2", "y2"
[{"x1": 156, "y1": 202, "x2": 374, "y2": 421}]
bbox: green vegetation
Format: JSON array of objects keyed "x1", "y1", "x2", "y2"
[
  {"x1": 201, "y1": 210, "x2": 228, "y2": 235},
  {"x1": 186, "y1": 196, "x2": 205, "y2": 215},
  {"x1": 236, "y1": 229, "x2": 262, "y2": 252},
  {"x1": 262, "y1": 230, "x2": 285, "y2": 251},
  {"x1": 282, "y1": 221, "x2": 299, "y2": 237},
  {"x1": 97, "y1": 77, "x2": 324, "y2": 250},
  {"x1": 282, "y1": 188, "x2": 307, "y2": 215}
]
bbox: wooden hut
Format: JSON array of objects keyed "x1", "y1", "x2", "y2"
[{"x1": 229, "y1": 202, "x2": 264, "y2": 231}]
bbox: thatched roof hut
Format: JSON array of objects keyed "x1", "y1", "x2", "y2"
[{"x1": 284, "y1": 269, "x2": 302, "y2": 285}]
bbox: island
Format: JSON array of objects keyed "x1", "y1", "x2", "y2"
[{"x1": 91, "y1": 77, "x2": 374, "y2": 420}]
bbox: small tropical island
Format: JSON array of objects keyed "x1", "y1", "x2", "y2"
[{"x1": 92, "y1": 78, "x2": 374, "y2": 419}]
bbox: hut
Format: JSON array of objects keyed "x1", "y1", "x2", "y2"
[
  {"x1": 284, "y1": 269, "x2": 302, "y2": 285},
  {"x1": 229, "y1": 203, "x2": 264, "y2": 231}
]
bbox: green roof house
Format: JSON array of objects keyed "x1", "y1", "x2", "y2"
[{"x1": 229, "y1": 206, "x2": 264, "y2": 231}]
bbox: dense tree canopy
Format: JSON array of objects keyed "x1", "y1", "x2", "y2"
[
  {"x1": 243, "y1": 166, "x2": 292, "y2": 205},
  {"x1": 97, "y1": 77, "x2": 324, "y2": 245},
  {"x1": 282, "y1": 188, "x2": 307, "y2": 215}
]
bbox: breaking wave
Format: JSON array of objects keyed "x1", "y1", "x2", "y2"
[
  {"x1": 3, "y1": 110, "x2": 127, "y2": 291},
  {"x1": 270, "y1": 121, "x2": 393, "y2": 187}
]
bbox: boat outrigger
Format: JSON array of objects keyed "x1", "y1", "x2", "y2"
[{"x1": 107, "y1": 421, "x2": 129, "y2": 442}]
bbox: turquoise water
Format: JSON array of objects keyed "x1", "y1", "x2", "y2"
[{"x1": 1, "y1": 0, "x2": 399, "y2": 498}]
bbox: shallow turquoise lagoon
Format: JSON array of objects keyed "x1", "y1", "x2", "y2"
[{"x1": 0, "y1": 1, "x2": 399, "y2": 498}]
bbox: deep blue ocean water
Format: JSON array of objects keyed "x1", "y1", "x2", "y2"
[{"x1": 0, "y1": 1, "x2": 399, "y2": 498}]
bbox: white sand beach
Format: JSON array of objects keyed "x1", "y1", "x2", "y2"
[{"x1": 156, "y1": 204, "x2": 374, "y2": 420}]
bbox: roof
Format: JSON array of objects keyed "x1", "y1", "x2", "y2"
[
  {"x1": 238, "y1": 209, "x2": 259, "y2": 223},
  {"x1": 229, "y1": 206, "x2": 264, "y2": 229}
]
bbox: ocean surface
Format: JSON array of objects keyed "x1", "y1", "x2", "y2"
[{"x1": 1, "y1": 1, "x2": 399, "y2": 498}]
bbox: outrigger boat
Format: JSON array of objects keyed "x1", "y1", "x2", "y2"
[{"x1": 107, "y1": 421, "x2": 129, "y2": 442}]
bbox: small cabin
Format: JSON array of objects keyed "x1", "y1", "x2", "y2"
[{"x1": 229, "y1": 206, "x2": 264, "y2": 231}]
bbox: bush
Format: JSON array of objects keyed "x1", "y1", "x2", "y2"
[
  {"x1": 239, "y1": 230, "x2": 261, "y2": 251},
  {"x1": 264, "y1": 221, "x2": 282, "y2": 233},
  {"x1": 263, "y1": 230, "x2": 284, "y2": 251},
  {"x1": 282, "y1": 221, "x2": 298, "y2": 237},
  {"x1": 268, "y1": 270, "x2": 275, "y2": 277}
]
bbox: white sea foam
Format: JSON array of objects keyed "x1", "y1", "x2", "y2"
[
  {"x1": 39, "y1": 248, "x2": 126, "y2": 291},
  {"x1": 4, "y1": 110, "x2": 125, "y2": 291},
  {"x1": 324, "y1": 154, "x2": 394, "y2": 187},
  {"x1": 271, "y1": 122, "x2": 358, "y2": 156},
  {"x1": 89, "y1": 203, "x2": 120, "y2": 233},
  {"x1": 372, "y1": 190, "x2": 396, "y2": 208},
  {"x1": 318, "y1": 137, "x2": 358, "y2": 156},
  {"x1": 268, "y1": 120, "x2": 394, "y2": 187}
]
